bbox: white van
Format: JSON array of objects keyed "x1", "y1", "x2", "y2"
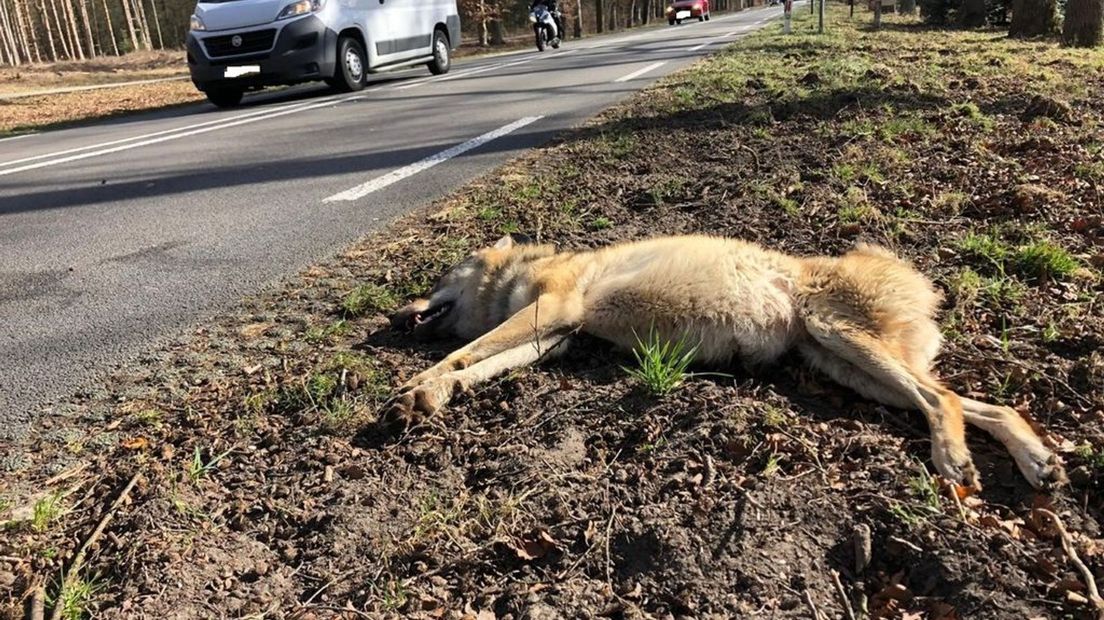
[{"x1": 186, "y1": 0, "x2": 460, "y2": 107}]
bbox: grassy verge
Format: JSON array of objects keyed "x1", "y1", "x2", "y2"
[{"x1": 1, "y1": 5, "x2": 1102, "y2": 619}]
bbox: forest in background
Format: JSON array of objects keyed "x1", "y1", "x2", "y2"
[
  {"x1": 0, "y1": 0, "x2": 756, "y2": 67},
  {"x1": 0, "y1": 0, "x2": 1099, "y2": 67}
]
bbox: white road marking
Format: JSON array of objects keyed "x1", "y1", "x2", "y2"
[
  {"x1": 0, "y1": 95, "x2": 339, "y2": 170},
  {"x1": 0, "y1": 92, "x2": 365, "y2": 177},
  {"x1": 687, "y1": 28, "x2": 746, "y2": 51},
  {"x1": 396, "y1": 48, "x2": 574, "y2": 91},
  {"x1": 324, "y1": 116, "x2": 543, "y2": 203},
  {"x1": 0, "y1": 134, "x2": 34, "y2": 144},
  {"x1": 614, "y1": 61, "x2": 667, "y2": 83}
]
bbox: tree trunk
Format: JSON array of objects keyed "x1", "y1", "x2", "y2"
[
  {"x1": 22, "y1": 0, "x2": 44, "y2": 62},
  {"x1": 133, "y1": 0, "x2": 152, "y2": 49},
  {"x1": 898, "y1": 0, "x2": 915, "y2": 13},
  {"x1": 63, "y1": 0, "x2": 85, "y2": 59},
  {"x1": 148, "y1": 0, "x2": 164, "y2": 48},
  {"x1": 0, "y1": 3, "x2": 20, "y2": 65},
  {"x1": 77, "y1": 0, "x2": 96, "y2": 56},
  {"x1": 1009, "y1": 0, "x2": 1057, "y2": 36},
  {"x1": 48, "y1": 0, "x2": 72, "y2": 59},
  {"x1": 960, "y1": 0, "x2": 986, "y2": 25},
  {"x1": 595, "y1": 0, "x2": 603, "y2": 32},
  {"x1": 120, "y1": 0, "x2": 141, "y2": 52},
  {"x1": 99, "y1": 0, "x2": 119, "y2": 55},
  {"x1": 489, "y1": 8, "x2": 504, "y2": 44},
  {"x1": 39, "y1": 0, "x2": 58, "y2": 60},
  {"x1": 627, "y1": 0, "x2": 635, "y2": 26},
  {"x1": 641, "y1": 0, "x2": 650, "y2": 23},
  {"x1": 1062, "y1": 0, "x2": 1103, "y2": 45},
  {"x1": 11, "y1": 0, "x2": 32, "y2": 63},
  {"x1": 873, "y1": 0, "x2": 882, "y2": 27},
  {"x1": 574, "y1": 0, "x2": 583, "y2": 36}
]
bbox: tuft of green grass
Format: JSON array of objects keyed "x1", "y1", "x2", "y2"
[
  {"x1": 1012, "y1": 240, "x2": 1080, "y2": 281},
  {"x1": 132, "y1": 408, "x2": 163, "y2": 429},
  {"x1": 957, "y1": 230, "x2": 1011, "y2": 269},
  {"x1": 52, "y1": 575, "x2": 104, "y2": 620},
  {"x1": 341, "y1": 284, "x2": 398, "y2": 317},
  {"x1": 878, "y1": 114, "x2": 937, "y2": 141},
  {"x1": 31, "y1": 491, "x2": 65, "y2": 533},
  {"x1": 589, "y1": 216, "x2": 613, "y2": 230},
  {"x1": 1042, "y1": 321, "x2": 1061, "y2": 343},
  {"x1": 623, "y1": 329, "x2": 698, "y2": 396},
  {"x1": 1074, "y1": 443, "x2": 1104, "y2": 471},
  {"x1": 305, "y1": 319, "x2": 350, "y2": 343},
  {"x1": 951, "y1": 101, "x2": 993, "y2": 129},
  {"x1": 187, "y1": 446, "x2": 233, "y2": 483},
  {"x1": 762, "y1": 453, "x2": 782, "y2": 477},
  {"x1": 762, "y1": 405, "x2": 789, "y2": 428},
  {"x1": 931, "y1": 191, "x2": 970, "y2": 215},
  {"x1": 476, "y1": 206, "x2": 501, "y2": 221},
  {"x1": 948, "y1": 268, "x2": 982, "y2": 304}
]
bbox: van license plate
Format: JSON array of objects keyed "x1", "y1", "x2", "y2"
[
  {"x1": 676, "y1": 10, "x2": 691, "y2": 19},
  {"x1": 225, "y1": 65, "x2": 260, "y2": 78}
]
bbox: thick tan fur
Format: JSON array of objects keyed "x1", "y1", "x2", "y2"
[{"x1": 387, "y1": 234, "x2": 1066, "y2": 490}]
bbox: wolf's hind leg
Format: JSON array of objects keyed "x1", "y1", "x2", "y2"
[
  {"x1": 960, "y1": 397, "x2": 1066, "y2": 489},
  {"x1": 802, "y1": 315, "x2": 979, "y2": 489}
]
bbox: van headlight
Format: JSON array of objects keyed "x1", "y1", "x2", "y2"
[
  {"x1": 190, "y1": 14, "x2": 206, "y2": 31},
  {"x1": 277, "y1": 0, "x2": 325, "y2": 20}
]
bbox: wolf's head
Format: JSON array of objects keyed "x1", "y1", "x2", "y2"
[{"x1": 391, "y1": 233, "x2": 550, "y2": 340}]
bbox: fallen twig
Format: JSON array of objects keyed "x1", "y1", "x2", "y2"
[
  {"x1": 831, "y1": 570, "x2": 857, "y2": 620},
  {"x1": 28, "y1": 585, "x2": 44, "y2": 620},
  {"x1": 47, "y1": 471, "x2": 141, "y2": 620},
  {"x1": 803, "y1": 588, "x2": 823, "y2": 620},
  {"x1": 1036, "y1": 509, "x2": 1104, "y2": 616}
]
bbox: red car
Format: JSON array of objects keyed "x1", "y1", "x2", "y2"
[{"x1": 666, "y1": 0, "x2": 710, "y2": 24}]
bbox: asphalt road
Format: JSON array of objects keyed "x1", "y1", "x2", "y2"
[{"x1": 0, "y1": 6, "x2": 784, "y2": 439}]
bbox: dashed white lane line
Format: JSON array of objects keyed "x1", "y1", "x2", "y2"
[
  {"x1": 614, "y1": 61, "x2": 667, "y2": 83},
  {"x1": 0, "y1": 92, "x2": 370, "y2": 178},
  {"x1": 396, "y1": 48, "x2": 577, "y2": 91},
  {"x1": 323, "y1": 116, "x2": 543, "y2": 203},
  {"x1": 687, "y1": 27, "x2": 747, "y2": 51}
]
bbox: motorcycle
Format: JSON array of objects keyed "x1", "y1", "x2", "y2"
[{"x1": 529, "y1": 4, "x2": 561, "y2": 52}]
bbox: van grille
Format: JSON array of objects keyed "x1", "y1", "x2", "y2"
[{"x1": 203, "y1": 29, "x2": 277, "y2": 58}]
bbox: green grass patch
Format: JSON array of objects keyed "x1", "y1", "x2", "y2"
[
  {"x1": 342, "y1": 283, "x2": 399, "y2": 317},
  {"x1": 31, "y1": 491, "x2": 65, "y2": 532},
  {"x1": 51, "y1": 575, "x2": 104, "y2": 620},
  {"x1": 623, "y1": 329, "x2": 698, "y2": 396},
  {"x1": 589, "y1": 216, "x2": 613, "y2": 230},
  {"x1": 1012, "y1": 240, "x2": 1081, "y2": 281}
]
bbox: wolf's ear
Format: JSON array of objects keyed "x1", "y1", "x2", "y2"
[{"x1": 493, "y1": 233, "x2": 533, "y2": 249}]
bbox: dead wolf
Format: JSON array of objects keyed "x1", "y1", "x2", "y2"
[{"x1": 386, "y1": 233, "x2": 1066, "y2": 490}]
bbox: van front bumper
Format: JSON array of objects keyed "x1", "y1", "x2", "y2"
[{"x1": 187, "y1": 15, "x2": 338, "y2": 90}]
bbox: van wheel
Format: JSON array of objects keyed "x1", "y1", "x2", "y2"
[
  {"x1": 331, "y1": 36, "x2": 367, "y2": 92},
  {"x1": 704, "y1": 11, "x2": 710, "y2": 19},
  {"x1": 205, "y1": 87, "x2": 243, "y2": 108},
  {"x1": 427, "y1": 29, "x2": 451, "y2": 75}
]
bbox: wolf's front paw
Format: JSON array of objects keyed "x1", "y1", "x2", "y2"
[
  {"x1": 932, "y1": 441, "x2": 981, "y2": 492},
  {"x1": 1014, "y1": 442, "x2": 1068, "y2": 490},
  {"x1": 380, "y1": 375, "x2": 458, "y2": 431}
]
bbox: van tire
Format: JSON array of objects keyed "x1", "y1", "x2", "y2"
[
  {"x1": 205, "y1": 87, "x2": 244, "y2": 108},
  {"x1": 331, "y1": 36, "x2": 367, "y2": 92},
  {"x1": 427, "y1": 29, "x2": 451, "y2": 75}
]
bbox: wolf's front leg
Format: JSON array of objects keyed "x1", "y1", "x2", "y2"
[{"x1": 383, "y1": 335, "x2": 570, "y2": 429}]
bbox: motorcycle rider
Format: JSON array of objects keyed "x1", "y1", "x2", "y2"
[{"x1": 530, "y1": 0, "x2": 565, "y2": 40}]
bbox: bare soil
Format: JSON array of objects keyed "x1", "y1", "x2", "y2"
[{"x1": 2, "y1": 7, "x2": 1103, "y2": 620}]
